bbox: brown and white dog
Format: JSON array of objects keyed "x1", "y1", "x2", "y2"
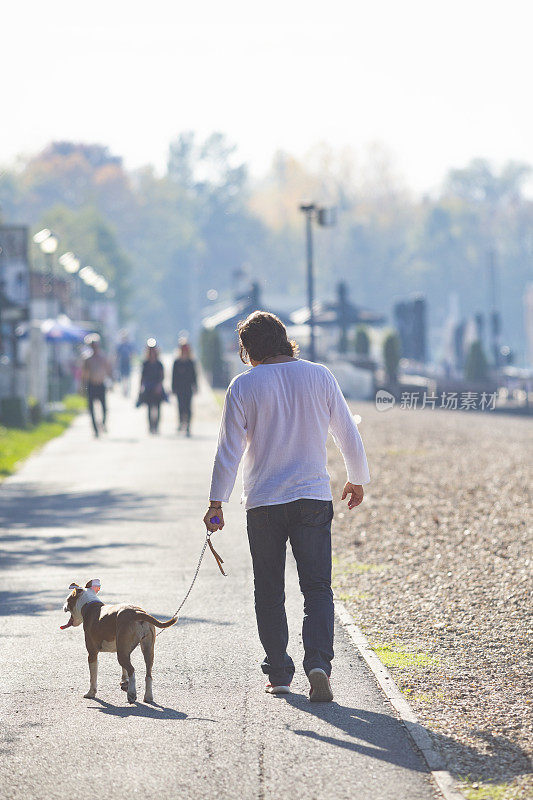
[{"x1": 62, "y1": 581, "x2": 176, "y2": 703}]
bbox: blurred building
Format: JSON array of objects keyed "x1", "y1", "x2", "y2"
[
  {"x1": 201, "y1": 281, "x2": 290, "y2": 380},
  {"x1": 290, "y1": 282, "x2": 385, "y2": 357},
  {"x1": 201, "y1": 279, "x2": 385, "y2": 397},
  {"x1": 525, "y1": 284, "x2": 533, "y2": 368},
  {"x1": 0, "y1": 226, "x2": 30, "y2": 418},
  {"x1": 393, "y1": 295, "x2": 427, "y2": 363},
  {"x1": 202, "y1": 281, "x2": 289, "y2": 340},
  {"x1": 30, "y1": 270, "x2": 72, "y2": 321}
]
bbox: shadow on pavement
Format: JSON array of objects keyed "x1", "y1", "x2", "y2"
[
  {"x1": 284, "y1": 694, "x2": 531, "y2": 784},
  {"x1": 0, "y1": 591, "x2": 233, "y2": 627},
  {"x1": 284, "y1": 695, "x2": 427, "y2": 773},
  {"x1": 0, "y1": 485, "x2": 178, "y2": 572},
  {"x1": 0, "y1": 721, "x2": 44, "y2": 757},
  {"x1": 0, "y1": 485, "x2": 172, "y2": 530},
  {"x1": 0, "y1": 589, "x2": 68, "y2": 616},
  {"x1": 89, "y1": 697, "x2": 188, "y2": 720},
  {"x1": 147, "y1": 615, "x2": 234, "y2": 627},
  {"x1": 0, "y1": 534, "x2": 136, "y2": 572}
]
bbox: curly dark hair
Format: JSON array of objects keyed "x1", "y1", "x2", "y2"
[{"x1": 237, "y1": 311, "x2": 299, "y2": 364}]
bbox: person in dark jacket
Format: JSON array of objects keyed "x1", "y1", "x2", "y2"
[
  {"x1": 172, "y1": 339, "x2": 197, "y2": 436},
  {"x1": 139, "y1": 338, "x2": 166, "y2": 434}
]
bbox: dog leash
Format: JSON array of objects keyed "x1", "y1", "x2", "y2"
[{"x1": 156, "y1": 524, "x2": 226, "y2": 637}]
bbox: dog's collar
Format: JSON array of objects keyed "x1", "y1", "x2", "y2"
[{"x1": 81, "y1": 600, "x2": 104, "y2": 620}]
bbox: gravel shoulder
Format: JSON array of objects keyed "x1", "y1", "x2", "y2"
[{"x1": 328, "y1": 402, "x2": 532, "y2": 800}]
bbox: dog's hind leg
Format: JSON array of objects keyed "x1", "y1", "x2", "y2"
[
  {"x1": 117, "y1": 638, "x2": 136, "y2": 703},
  {"x1": 84, "y1": 652, "x2": 98, "y2": 699},
  {"x1": 120, "y1": 666, "x2": 128, "y2": 692},
  {"x1": 140, "y1": 627, "x2": 155, "y2": 703}
]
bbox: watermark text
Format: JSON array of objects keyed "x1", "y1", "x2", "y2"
[{"x1": 375, "y1": 390, "x2": 497, "y2": 412}]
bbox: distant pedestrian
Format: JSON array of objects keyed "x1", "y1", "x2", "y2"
[
  {"x1": 172, "y1": 339, "x2": 198, "y2": 436},
  {"x1": 116, "y1": 330, "x2": 134, "y2": 396},
  {"x1": 204, "y1": 311, "x2": 370, "y2": 702},
  {"x1": 81, "y1": 333, "x2": 112, "y2": 438},
  {"x1": 138, "y1": 338, "x2": 166, "y2": 434}
]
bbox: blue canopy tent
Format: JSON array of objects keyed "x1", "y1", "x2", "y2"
[
  {"x1": 40, "y1": 316, "x2": 91, "y2": 401},
  {"x1": 41, "y1": 315, "x2": 88, "y2": 343}
]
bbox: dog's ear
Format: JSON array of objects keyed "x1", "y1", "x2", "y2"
[{"x1": 69, "y1": 582, "x2": 80, "y2": 590}]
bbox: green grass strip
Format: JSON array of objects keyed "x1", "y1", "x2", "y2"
[
  {"x1": 0, "y1": 394, "x2": 86, "y2": 479},
  {"x1": 370, "y1": 642, "x2": 439, "y2": 670},
  {"x1": 461, "y1": 780, "x2": 525, "y2": 800}
]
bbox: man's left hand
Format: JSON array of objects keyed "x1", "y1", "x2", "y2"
[{"x1": 341, "y1": 483, "x2": 364, "y2": 510}]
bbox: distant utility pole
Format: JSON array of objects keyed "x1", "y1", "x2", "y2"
[
  {"x1": 487, "y1": 248, "x2": 501, "y2": 369},
  {"x1": 299, "y1": 203, "x2": 316, "y2": 361},
  {"x1": 298, "y1": 203, "x2": 336, "y2": 362}
]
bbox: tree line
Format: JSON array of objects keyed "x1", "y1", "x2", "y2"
[{"x1": 0, "y1": 135, "x2": 531, "y2": 361}]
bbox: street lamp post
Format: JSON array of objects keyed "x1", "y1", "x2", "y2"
[
  {"x1": 58, "y1": 252, "x2": 81, "y2": 318},
  {"x1": 33, "y1": 229, "x2": 60, "y2": 402},
  {"x1": 298, "y1": 203, "x2": 337, "y2": 362},
  {"x1": 33, "y1": 229, "x2": 59, "y2": 317}
]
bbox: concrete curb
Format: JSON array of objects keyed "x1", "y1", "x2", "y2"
[{"x1": 335, "y1": 601, "x2": 465, "y2": 800}]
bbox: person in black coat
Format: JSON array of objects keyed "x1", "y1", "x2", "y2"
[
  {"x1": 139, "y1": 338, "x2": 166, "y2": 433},
  {"x1": 172, "y1": 340, "x2": 198, "y2": 436}
]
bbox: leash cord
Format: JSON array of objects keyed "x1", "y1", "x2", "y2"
[{"x1": 156, "y1": 532, "x2": 223, "y2": 636}]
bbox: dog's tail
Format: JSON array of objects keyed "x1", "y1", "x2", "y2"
[{"x1": 136, "y1": 612, "x2": 178, "y2": 629}]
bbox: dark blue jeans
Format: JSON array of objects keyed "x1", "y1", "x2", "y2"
[
  {"x1": 87, "y1": 382, "x2": 106, "y2": 435},
  {"x1": 246, "y1": 498, "x2": 334, "y2": 686}
]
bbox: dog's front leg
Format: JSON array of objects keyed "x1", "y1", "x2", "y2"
[{"x1": 84, "y1": 653, "x2": 98, "y2": 699}]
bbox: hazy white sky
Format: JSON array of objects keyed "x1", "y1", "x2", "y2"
[{"x1": 1, "y1": 0, "x2": 531, "y2": 192}]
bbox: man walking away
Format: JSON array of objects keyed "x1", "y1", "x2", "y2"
[
  {"x1": 116, "y1": 330, "x2": 134, "y2": 396},
  {"x1": 82, "y1": 334, "x2": 112, "y2": 438},
  {"x1": 204, "y1": 311, "x2": 370, "y2": 702},
  {"x1": 172, "y1": 339, "x2": 198, "y2": 436}
]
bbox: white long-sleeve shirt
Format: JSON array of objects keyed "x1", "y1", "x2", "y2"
[{"x1": 209, "y1": 359, "x2": 370, "y2": 510}]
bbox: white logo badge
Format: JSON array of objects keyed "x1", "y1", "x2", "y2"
[{"x1": 375, "y1": 390, "x2": 395, "y2": 412}]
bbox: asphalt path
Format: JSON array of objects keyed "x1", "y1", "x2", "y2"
[{"x1": 0, "y1": 381, "x2": 437, "y2": 800}]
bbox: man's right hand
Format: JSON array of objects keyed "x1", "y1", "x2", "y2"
[
  {"x1": 341, "y1": 483, "x2": 364, "y2": 510},
  {"x1": 203, "y1": 505, "x2": 225, "y2": 532}
]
